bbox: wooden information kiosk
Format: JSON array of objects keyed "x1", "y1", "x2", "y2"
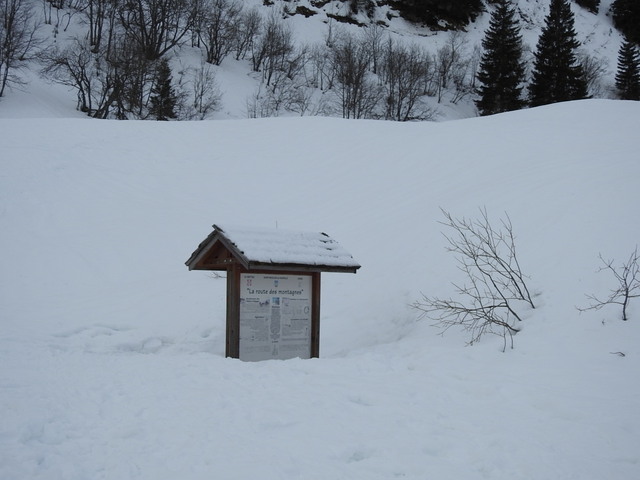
[{"x1": 185, "y1": 225, "x2": 360, "y2": 361}]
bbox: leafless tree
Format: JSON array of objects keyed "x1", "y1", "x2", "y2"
[
  {"x1": 41, "y1": 34, "x2": 153, "y2": 118},
  {"x1": 40, "y1": 37, "x2": 97, "y2": 113},
  {"x1": 251, "y1": 12, "x2": 295, "y2": 86},
  {"x1": 0, "y1": 0, "x2": 42, "y2": 97},
  {"x1": 468, "y1": 43, "x2": 482, "y2": 91},
  {"x1": 246, "y1": 50, "x2": 312, "y2": 118},
  {"x1": 331, "y1": 30, "x2": 382, "y2": 119},
  {"x1": 95, "y1": 35, "x2": 155, "y2": 118},
  {"x1": 41, "y1": 0, "x2": 73, "y2": 31},
  {"x1": 578, "y1": 247, "x2": 640, "y2": 321},
  {"x1": 381, "y1": 40, "x2": 436, "y2": 121},
  {"x1": 85, "y1": 0, "x2": 107, "y2": 49},
  {"x1": 413, "y1": 208, "x2": 535, "y2": 350},
  {"x1": 245, "y1": 82, "x2": 274, "y2": 118},
  {"x1": 118, "y1": 0, "x2": 195, "y2": 61},
  {"x1": 233, "y1": 7, "x2": 261, "y2": 61},
  {"x1": 264, "y1": 46, "x2": 309, "y2": 105},
  {"x1": 434, "y1": 31, "x2": 469, "y2": 103},
  {"x1": 324, "y1": 12, "x2": 334, "y2": 48},
  {"x1": 81, "y1": 0, "x2": 120, "y2": 52},
  {"x1": 42, "y1": 0, "x2": 55, "y2": 25},
  {"x1": 244, "y1": 10, "x2": 315, "y2": 117},
  {"x1": 363, "y1": 23, "x2": 386, "y2": 75},
  {"x1": 286, "y1": 84, "x2": 325, "y2": 116},
  {"x1": 578, "y1": 51, "x2": 609, "y2": 98},
  {"x1": 195, "y1": 0, "x2": 242, "y2": 65},
  {"x1": 308, "y1": 43, "x2": 335, "y2": 91},
  {"x1": 185, "y1": 59, "x2": 222, "y2": 119},
  {"x1": 449, "y1": 40, "x2": 476, "y2": 104}
]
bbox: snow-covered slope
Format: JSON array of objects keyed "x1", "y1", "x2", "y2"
[
  {"x1": 1, "y1": 100, "x2": 639, "y2": 479},
  {"x1": 0, "y1": 0, "x2": 628, "y2": 121}
]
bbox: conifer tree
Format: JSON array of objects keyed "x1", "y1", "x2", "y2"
[
  {"x1": 611, "y1": 0, "x2": 640, "y2": 45},
  {"x1": 615, "y1": 37, "x2": 640, "y2": 101},
  {"x1": 475, "y1": 0, "x2": 526, "y2": 116},
  {"x1": 574, "y1": 0, "x2": 599, "y2": 14},
  {"x1": 529, "y1": 0, "x2": 588, "y2": 107},
  {"x1": 149, "y1": 58, "x2": 178, "y2": 121},
  {"x1": 392, "y1": 0, "x2": 483, "y2": 27}
]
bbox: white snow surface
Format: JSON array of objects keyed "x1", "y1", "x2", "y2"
[
  {"x1": 1, "y1": 99, "x2": 640, "y2": 479},
  {"x1": 210, "y1": 224, "x2": 361, "y2": 268}
]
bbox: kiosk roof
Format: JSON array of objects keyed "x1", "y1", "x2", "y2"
[{"x1": 186, "y1": 224, "x2": 360, "y2": 273}]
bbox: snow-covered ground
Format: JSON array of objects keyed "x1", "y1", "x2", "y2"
[
  {"x1": 1, "y1": 2, "x2": 639, "y2": 478},
  {"x1": 1, "y1": 98, "x2": 639, "y2": 479}
]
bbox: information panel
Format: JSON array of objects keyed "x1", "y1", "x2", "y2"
[{"x1": 239, "y1": 273, "x2": 312, "y2": 361}]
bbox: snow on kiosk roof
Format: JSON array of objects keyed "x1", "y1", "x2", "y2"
[{"x1": 185, "y1": 224, "x2": 361, "y2": 273}]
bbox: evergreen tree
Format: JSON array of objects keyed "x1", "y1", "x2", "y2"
[
  {"x1": 574, "y1": 0, "x2": 599, "y2": 14},
  {"x1": 529, "y1": 0, "x2": 588, "y2": 107},
  {"x1": 615, "y1": 37, "x2": 640, "y2": 100},
  {"x1": 149, "y1": 58, "x2": 177, "y2": 121},
  {"x1": 392, "y1": 0, "x2": 483, "y2": 28},
  {"x1": 475, "y1": 0, "x2": 526, "y2": 116},
  {"x1": 611, "y1": 0, "x2": 640, "y2": 45}
]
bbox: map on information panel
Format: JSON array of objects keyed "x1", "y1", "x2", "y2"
[{"x1": 239, "y1": 273, "x2": 312, "y2": 361}]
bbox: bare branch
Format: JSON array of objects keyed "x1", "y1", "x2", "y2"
[
  {"x1": 439, "y1": 207, "x2": 535, "y2": 309},
  {"x1": 413, "y1": 208, "x2": 534, "y2": 350},
  {"x1": 578, "y1": 246, "x2": 640, "y2": 321}
]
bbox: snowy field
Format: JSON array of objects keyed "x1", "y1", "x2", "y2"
[{"x1": 1, "y1": 99, "x2": 640, "y2": 479}]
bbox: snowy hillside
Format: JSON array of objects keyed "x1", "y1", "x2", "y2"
[
  {"x1": 0, "y1": 0, "x2": 629, "y2": 121},
  {"x1": 1, "y1": 99, "x2": 639, "y2": 479}
]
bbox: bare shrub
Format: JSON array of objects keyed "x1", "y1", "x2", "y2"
[
  {"x1": 578, "y1": 51, "x2": 609, "y2": 98},
  {"x1": 578, "y1": 247, "x2": 640, "y2": 321},
  {"x1": 176, "y1": 59, "x2": 222, "y2": 120},
  {"x1": 413, "y1": 208, "x2": 535, "y2": 350}
]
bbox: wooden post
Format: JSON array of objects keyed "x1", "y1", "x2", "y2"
[
  {"x1": 311, "y1": 272, "x2": 321, "y2": 358},
  {"x1": 226, "y1": 263, "x2": 240, "y2": 358}
]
